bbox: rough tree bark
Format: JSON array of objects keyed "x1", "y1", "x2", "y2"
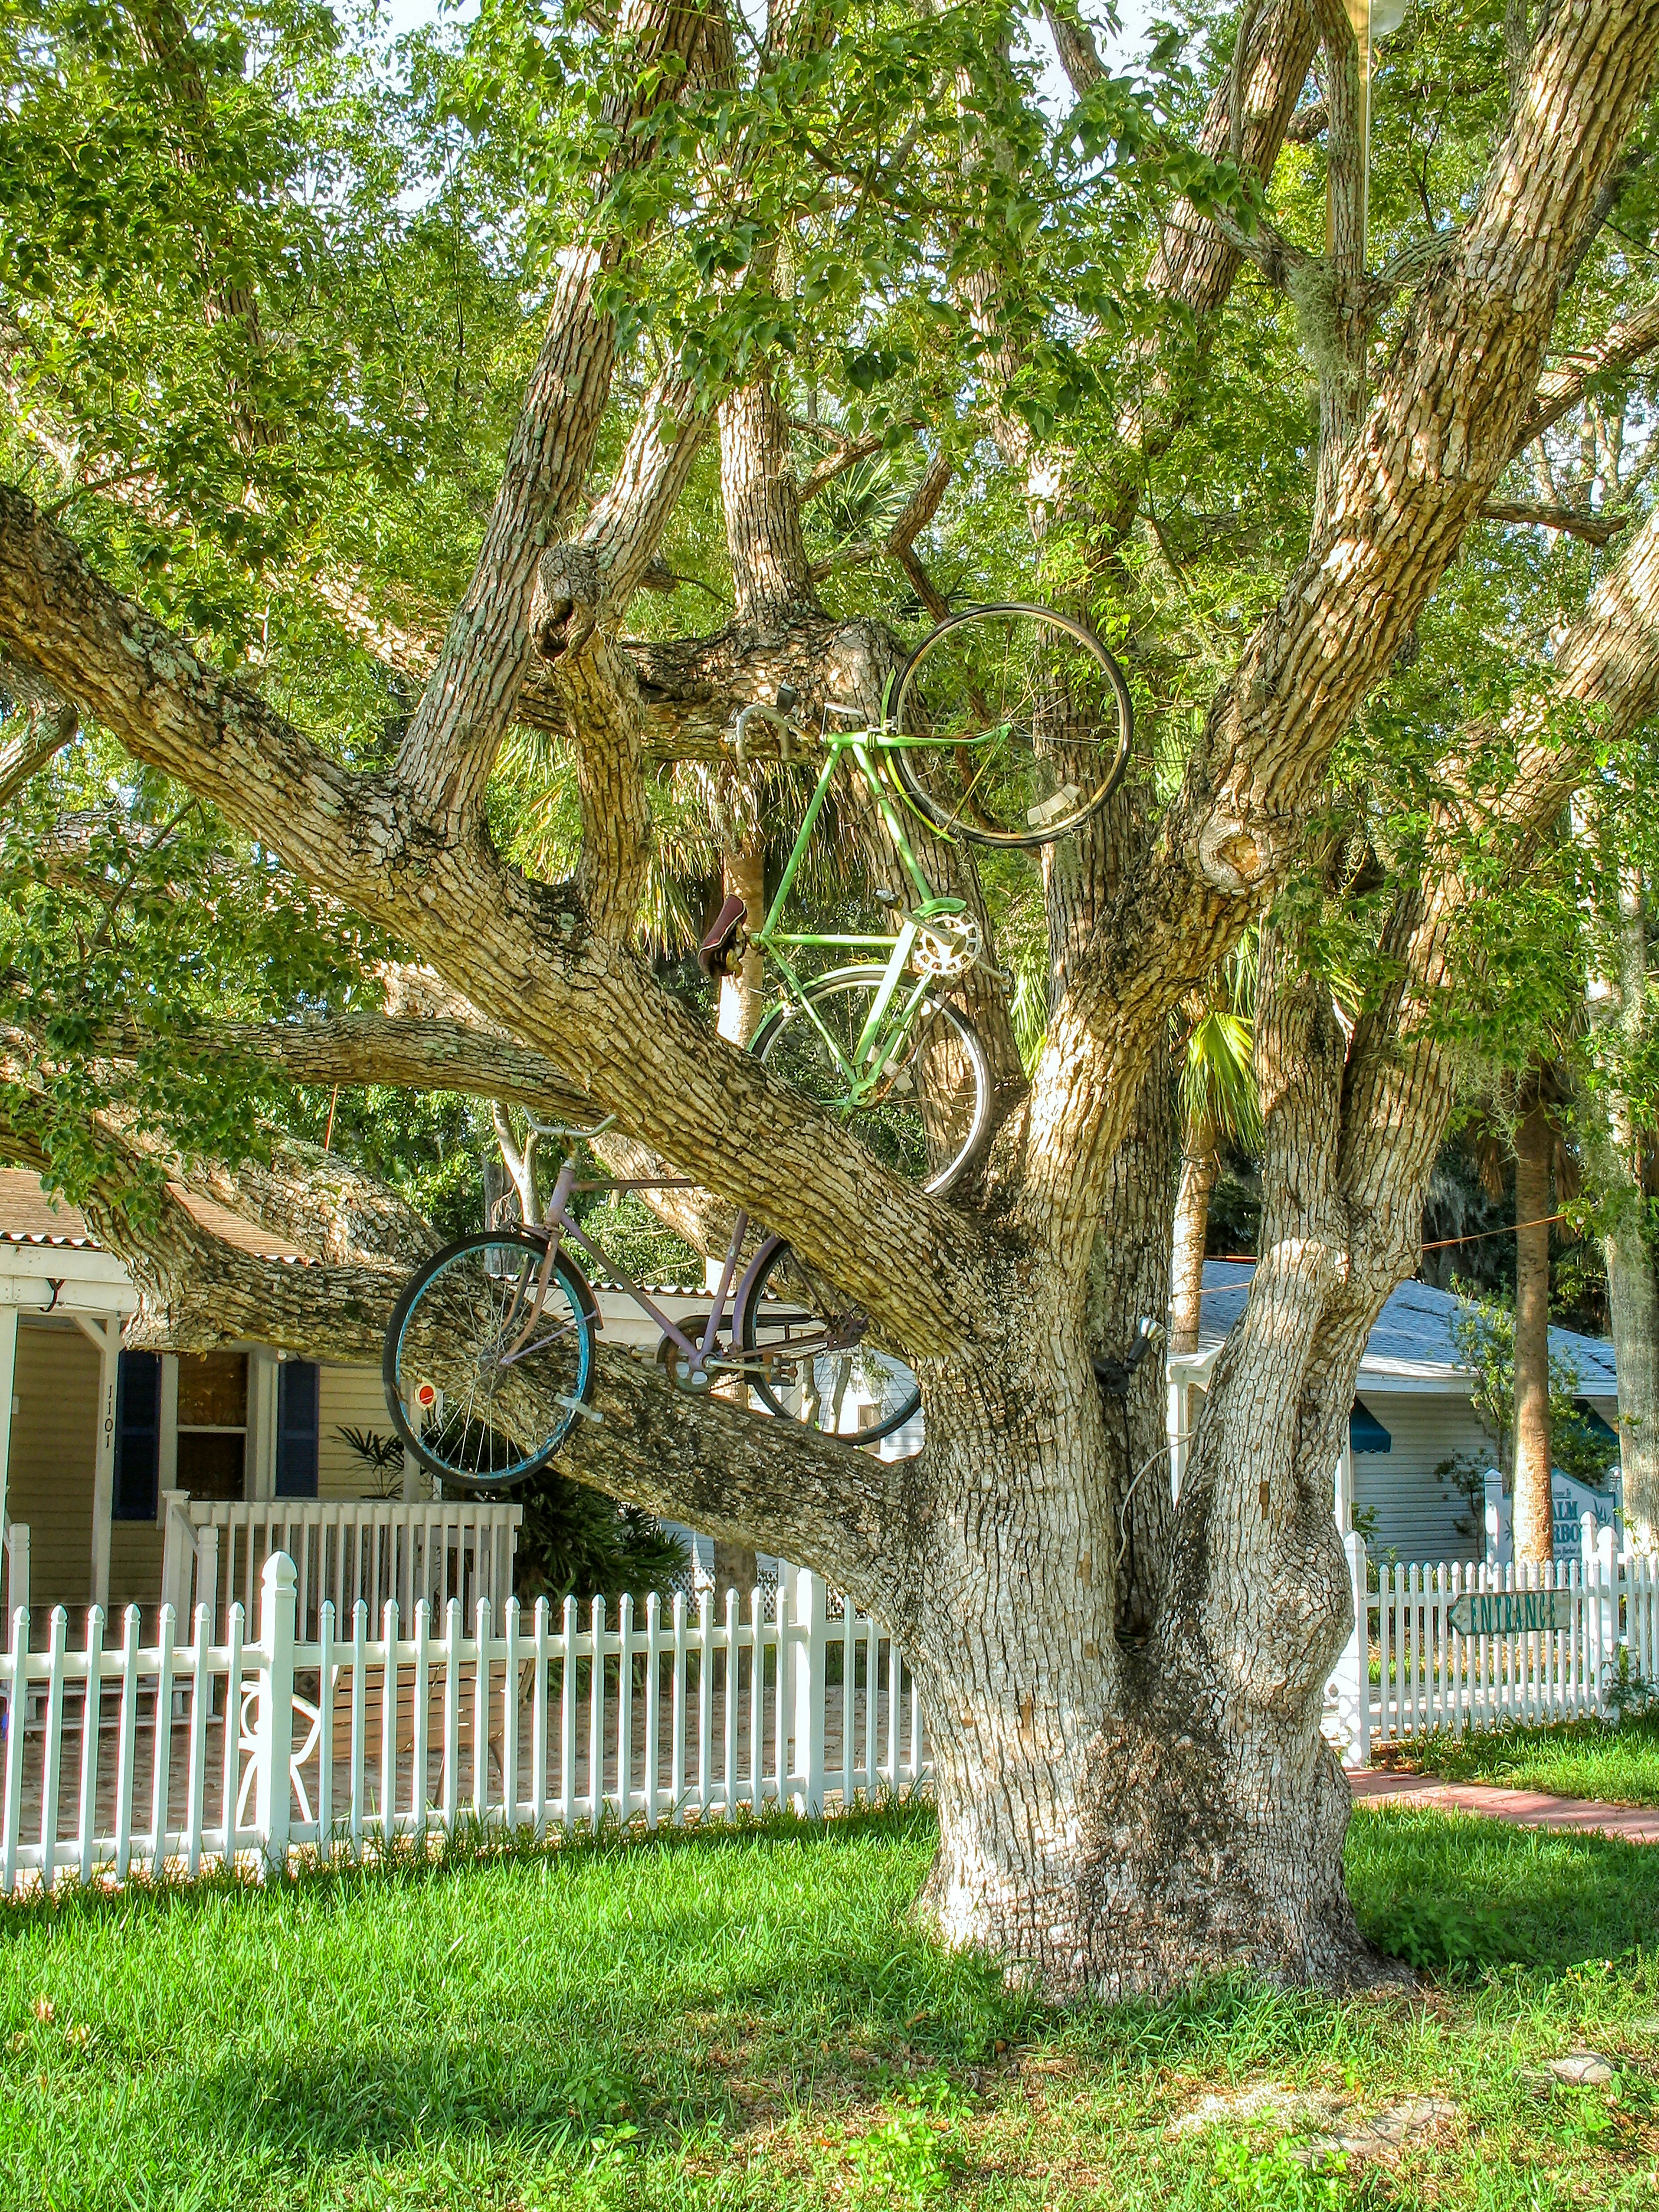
[
  {"x1": 1581, "y1": 834, "x2": 1659, "y2": 1546},
  {"x1": 1169, "y1": 1111, "x2": 1220, "y2": 1357},
  {"x1": 1513, "y1": 1093, "x2": 1555, "y2": 1561}
]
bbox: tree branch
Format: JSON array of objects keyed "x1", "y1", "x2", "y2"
[
  {"x1": 0, "y1": 655, "x2": 76, "y2": 806},
  {"x1": 1020, "y1": 0, "x2": 1659, "y2": 1266},
  {"x1": 1514, "y1": 295, "x2": 1659, "y2": 448},
  {"x1": 390, "y1": 0, "x2": 711, "y2": 829},
  {"x1": 1479, "y1": 499, "x2": 1631, "y2": 543},
  {"x1": 0, "y1": 487, "x2": 986, "y2": 1353}
]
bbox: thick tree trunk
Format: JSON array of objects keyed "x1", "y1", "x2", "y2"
[
  {"x1": 1584, "y1": 848, "x2": 1659, "y2": 1545},
  {"x1": 1169, "y1": 1113, "x2": 1219, "y2": 1356},
  {"x1": 1605, "y1": 1195, "x2": 1659, "y2": 1547},
  {"x1": 909, "y1": 985, "x2": 1377, "y2": 1995},
  {"x1": 1513, "y1": 1096, "x2": 1554, "y2": 1561}
]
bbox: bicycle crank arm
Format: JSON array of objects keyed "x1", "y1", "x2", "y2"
[{"x1": 555, "y1": 1393, "x2": 604, "y2": 1426}]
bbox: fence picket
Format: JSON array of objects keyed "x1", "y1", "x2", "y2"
[
  {"x1": 0, "y1": 1606, "x2": 23, "y2": 1893},
  {"x1": 147, "y1": 1605, "x2": 176, "y2": 1879},
  {"x1": 560, "y1": 1595, "x2": 577, "y2": 1830},
  {"x1": 531, "y1": 1597, "x2": 549, "y2": 1840},
  {"x1": 670, "y1": 1591, "x2": 687, "y2": 1819},
  {"x1": 441, "y1": 1597, "x2": 460, "y2": 1832},
  {"x1": 348, "y1": 1598, "x2": 367, "y2": 1862},
  {"x1": 382, "y1": 1600, "x2": 400, "y2": 1849},
  {"x1": 221, "y1": 1602, "x2": 245, "y2": 1862},
  {"x1": 76, "y1": 1605, "x2": 104, "y2": 1885},
  {"x1": 316, "y1": 1598, "x2": 335, "y2": 1853},
  {"x1": 644, "y1": 1592, "x2": 661, "y2": 1832},
  {"x1": 747, "y1": 1587, "x2": 763, "y2": 1813},
  {"x1": 589, "y1": 1594, "x2": 606, "y2": 1833},
  {"x1": 112, "y1": 1604, "x2": 140, "y2": 1881},
  {"x1": 617, "y1": 1593, "x2": 634, "y2": 1826},
  {"x1": 38, "y1": 1607, "x2": 67, "y2": 1886},
  {"x1": 503, "y1": 1598, "x2": 520, "y2": 1837}
]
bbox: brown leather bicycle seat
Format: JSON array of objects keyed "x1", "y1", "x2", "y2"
[{"x1": 698, "y1": 893, "x2": 748, "y2": 979}]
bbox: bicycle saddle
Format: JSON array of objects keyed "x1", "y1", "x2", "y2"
[{"x1": 699, "y1": 893, "x2": 748, "y2": 979}]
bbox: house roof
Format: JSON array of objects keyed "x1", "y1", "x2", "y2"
[
  {"x1": 0, "y1": 1167, "x2": 311, "y2": 1266},
  {"x1": 0, "y1": 1169, "x2": 96, "y2": 1247},
  {"x1": 1188, "y1": 1259, "x2": 1619, "y2": 1400}
]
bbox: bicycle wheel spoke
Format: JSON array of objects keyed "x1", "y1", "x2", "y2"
[
  {"x1": 892, "y1": 605, "x2": 1130, "y2": 847},
  {"x1": 388, "y1": 1235, "x2": 593, "y2": 1488}
]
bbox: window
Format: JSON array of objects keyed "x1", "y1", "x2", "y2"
[
  {"x1": 113, "y1": 1351, "x2": 161, "y2": 1521},
  {"x1": 175, "y1": 1351, "x2": 248, "y2": 1502},
  {"x1": 276, "y1": 1361, "x2": 319, "y2": 1499}
]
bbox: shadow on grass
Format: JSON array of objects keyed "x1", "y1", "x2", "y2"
[
  {"x1": 1346, "y1": 1801, "x2": 1659, "y2": 1975},
  {"x1": 0, "y1": 1791, "x2": 936, "y2": 1941}
]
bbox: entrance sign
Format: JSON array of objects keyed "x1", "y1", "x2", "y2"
[{"x1": 1447, "y1": 1589, "x2": 1576, "y2": 1637}]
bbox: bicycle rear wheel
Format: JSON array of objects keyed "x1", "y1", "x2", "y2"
[
  {"x1": 383, "y1": 1233, "x2": 596, "y2": 1488},
  {"x1": 736, "y1": 1236, "x2": 923, "y2": 1450},
  {"x1": 750, "y1": 964, "x2": 991, "y2": 1196},
  {"x1": 889, "y1": 602, "x2": 1132, "y2": 847}
]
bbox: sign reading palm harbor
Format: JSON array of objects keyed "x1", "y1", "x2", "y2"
[{"x1": 1447, "y1": 1589, "x2": 1577, "y2": 1637}]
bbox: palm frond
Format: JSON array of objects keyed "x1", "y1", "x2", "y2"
[{"x1": 1182, "y1": 1008, "x2": 1262, "y2": 1149}]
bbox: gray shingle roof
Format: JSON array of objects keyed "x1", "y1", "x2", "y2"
[{"x1": 1194, "y1": 1260, "x2": 1618, "y2": 1398}]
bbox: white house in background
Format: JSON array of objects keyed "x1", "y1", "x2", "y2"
[
  {"x1": 0, "y1": 1168, "x2": 420, "y2": 1627},
  {"x1": 1168, "y1": 1259, "x2": 1622, "y2": 1561}
]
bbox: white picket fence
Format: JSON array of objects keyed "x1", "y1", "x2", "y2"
[
  {"x1": 1326, "y1": 1525, "x2": 1659, "y2": 1762},
  {"x1": 0, "y1": 1556, "x2": 925, "y2": 1894}
]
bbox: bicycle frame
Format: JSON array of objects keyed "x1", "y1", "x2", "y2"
[
  {"x1": 534, "y1": 1153, "x2": 775, "y2": 1380},
  {"x1": 749, "y1": 726, "x2": 968, "y2": 1098}
]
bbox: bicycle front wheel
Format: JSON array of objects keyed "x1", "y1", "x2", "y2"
[
  {"x1": 750, "y1": 964, "x2": 991, "y2": 1196},
  {"x1": 384, "y1": 1233, "x2": 596, "y2": 1488},
  {"x1": 889, "y1": 602, "x2": 1132, "y2": 847},
  {"x1": 737, "y1": 1236, "x2": 923, "y2": 1450}
]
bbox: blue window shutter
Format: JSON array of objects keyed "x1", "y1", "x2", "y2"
[
  {"x1": 1349, "y1": 1398, "x2": 1392, "y2": 1454},
  {"x1": 113, "y1": 1351, "x2": 161, "y2": 1520},
  {"x1": 275, "y1": 1361, "x2": 319, "y2": 1499}
]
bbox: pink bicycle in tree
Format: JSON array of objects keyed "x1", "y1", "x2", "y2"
[{"x1": 383, "y1": 1112, "x2": 926, "y2": 1487}]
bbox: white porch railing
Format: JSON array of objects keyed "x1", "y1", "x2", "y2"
[
  {"x1": 0, "y1": 1557, "x2": 925, "y2": 1892},
  {"x1": 1, "y1": 1521, "x2": 26, "y2": 1620},
  {"x1": 160, "y1": 1492, "x2": 521, "y2": 1645},
  {"x1": 1324, "y1": 1523, "x2": 1659, "y2": 1763}
]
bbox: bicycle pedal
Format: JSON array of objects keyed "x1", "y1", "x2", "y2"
[{"x1": 556, "y1": 1393, "x2": 604, "y2": 1425}]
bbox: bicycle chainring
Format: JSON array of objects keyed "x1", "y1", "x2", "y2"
[
  {"x1": 656, "y1": 1320, "x2": 722, "y2": 1393},
  {"x1": 910, "y1": 913, "x2": 982, "y2": 978}
]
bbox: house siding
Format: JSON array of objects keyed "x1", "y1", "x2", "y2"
[
  {"x1": 317, "y1": 1364, "x2": 403, "y2": 1500},
  {"x1": 1350, "y1": 1392, "x2": 1496, "y2": 1563},
  {"x1": 7, "y1": 1318, "x2": 99, "y2": 1613}
]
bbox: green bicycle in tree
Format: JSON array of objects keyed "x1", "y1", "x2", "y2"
[
  {"x1": 698, "y1": 602, "x2": 1134, "y2": 1194},
  {"x1": 383, "y1": 603, "x2": 1132, "y2": 1488}
]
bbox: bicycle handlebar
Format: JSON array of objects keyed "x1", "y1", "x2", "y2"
[{"x1": 732, "y1": 694, "x2": 871, "y2": 765}]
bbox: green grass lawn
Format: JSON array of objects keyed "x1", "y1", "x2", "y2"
[
  {"x1": 1376, "y1": 1710, "x2": 1659, "y2": 1806},
  {"x1": 5, "y1": 1801, "x2": 1659, "y2": 2212}
]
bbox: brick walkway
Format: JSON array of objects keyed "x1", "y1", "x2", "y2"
[{"x1": 1347, "y1": 1766, "x2": 1659, "y2": 1844}]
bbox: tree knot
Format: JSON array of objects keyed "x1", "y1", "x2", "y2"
[
  {"x1": 1196, "y1": 804, "x2": 1285, "y2": 896},
  {"x1": 532, "y1": 543, "x2": 603, "y2": 663}
]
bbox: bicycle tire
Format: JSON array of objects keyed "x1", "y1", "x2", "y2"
[
  {"x1": 736, "y1": 1235, "x2": 923, "y2": 1448},
  {"x1": 889, "y1": 602, "x2": 1133, "y2": 848},
  {"x1": 384, "y1": 1232, "x2": 597, "y2": 1489},
  {"x1": 749, "y1": 964, "x2": 992, "y2": 1196}
]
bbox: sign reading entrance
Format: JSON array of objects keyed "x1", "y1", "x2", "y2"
[{"x1": 1447, "y1": 1589, "x2": 1577, "y2": 1637}]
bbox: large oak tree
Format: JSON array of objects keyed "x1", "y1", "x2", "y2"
[{"x1": 7, "y1": 0, "x2": 1659, "y2": 1998}]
